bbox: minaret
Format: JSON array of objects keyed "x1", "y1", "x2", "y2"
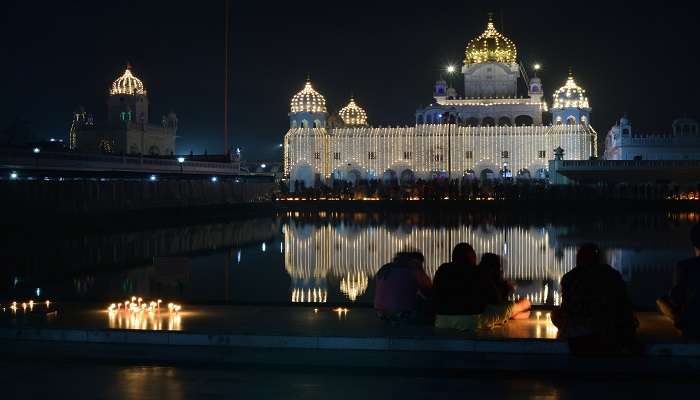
[
  {"x1": 288, "y1": 77, "x2": 328, "y2": 129},
  {"x1": 107, "y1": 64, "x2": 149, "y2": 129}
]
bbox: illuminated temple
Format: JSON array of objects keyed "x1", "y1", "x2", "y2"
[
  {"x1": 284, "y1": 16, "x2": 597, "y2": 187},
  {"x1": 69, "y1": 64, "x2": 178, "y2": 155}
]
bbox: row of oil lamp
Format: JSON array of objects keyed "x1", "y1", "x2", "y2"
[
  {"x1": 2, "y1": 300, "x2": 52, "y2": 313},
  {"x1": 107, "y1": 296, "x2": 181, "y2": 314}
]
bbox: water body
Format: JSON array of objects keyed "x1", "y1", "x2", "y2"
[{"x1": 3, "y1": 210, "x2": 698, "y2": 310}]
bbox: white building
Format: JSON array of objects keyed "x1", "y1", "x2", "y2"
[
  {"x1": 284, "y1": 16, "x2": 597, "y2": 188},
  {"x1": 70, "y1": 65, "x2": 178, "y2": 156},
  {"x1": 603, "y1": 116, "x2": 700, "y2": 160}
]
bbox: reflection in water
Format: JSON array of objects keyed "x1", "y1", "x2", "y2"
[
  {"x1": 284, "y1": 221, "x2": 575, "y2": 304},
  {"x1": 107, "y1": 309, "x2": 183, "y2": 331}
]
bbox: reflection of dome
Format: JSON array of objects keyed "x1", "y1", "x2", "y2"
[
  {"x1": 338, "y1": 97, "x2": 368, "y2": 126},
  {"x1": 110, "y1": 65, "x2": 145, "y2": 95},
  {"x1": 291, "y1": 287, "x2": 327, "y2": 303},
  {"x1": 552, "y1": 72, "x2": 589, "y2": 109},
  {"x1": 339, "y1": 272, "x2": 368, "y2": 301},
  {"x1": 465, "y1": 15, "x2": 517, "y2": 64},
  {"x1": 290, "y1": 79, "x2": 327, "y2": 113}
]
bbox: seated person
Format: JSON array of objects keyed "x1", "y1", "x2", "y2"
[
  {"x1": 551, "y1": 243, "x2": 640, "y2": 356},
  {"x1": 479, "y1": 252, "x2": 531, "y2": 322},
  {"x1": 374, "y1": 251, "x2": 433, "y2": 324},
  {"x1": 433, "y1": 243, "x2": 517, "y2": 331},
  {"x1": 657, "y1": 223, "x2": 700, "y2": 337}
]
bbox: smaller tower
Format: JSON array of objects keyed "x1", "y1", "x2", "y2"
[
  {"x1": 288, "y1": 78, "x2": 328, "y2": 129},
  {"x1": 107, "y1": 64, "x2": 148, "y2": 128},
  {"x1": 551, "y1": 69, "x2": 591, "y2": 126},
  {"x1": 433, "y1": 78, "x2": 447, "y2": 102}
]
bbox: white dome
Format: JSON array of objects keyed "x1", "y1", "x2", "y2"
[
  {"x1": 552, "y1": 72, "x2": 589, "y2": 109},
  {"x1": 290, "y1": 80, "x2": 327, "y2": 113},
  {"x1": 338, "y1": 97, "x2": 368, "y2": 126},
  {"x1": 110, "y1": 65, "x2": 145, "y2": 95}
]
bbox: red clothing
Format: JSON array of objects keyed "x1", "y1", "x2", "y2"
[{"x1": 374, "y1": 259, "x2": 432, "y2": 313}]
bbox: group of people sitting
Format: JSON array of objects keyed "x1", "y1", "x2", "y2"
[
  {"x1": 373, "y1": 222, "x2": 700, "y2": 356},
  {"x1": 373, "y1": 243, "x2": 532, "y2": 331}
]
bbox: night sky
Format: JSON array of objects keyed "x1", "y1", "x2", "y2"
[{"x1": 3, "y1": 1, "x2": 698, "y2": 160}]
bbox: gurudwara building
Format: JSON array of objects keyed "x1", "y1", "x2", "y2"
[
  {"x1": 69, "y1": 64, "x2": 178, "y2": 155},
  {"x1": 284, "y1": 16, "x2": 597, "y2": 188}
]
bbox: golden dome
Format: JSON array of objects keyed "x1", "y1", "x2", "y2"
[
  {"x1": 465, "y1": 15, "x2": 517, "y2": 64},
  {"x1": 110, "y1": 64, "x2": 145, "y2": 95},
  {"x1": 338, "y1": 97, "x2": 368, "y2": 126},
  {"x1": 290, "y1": 79, "x2": 327, "y2": 113},
  {"x1": 552, "y1": 72, "x2": 589, "y2": 109}
]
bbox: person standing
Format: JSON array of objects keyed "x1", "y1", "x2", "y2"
[{"x1": 657, "y1": 223, "x2": 700, "y2": 337}]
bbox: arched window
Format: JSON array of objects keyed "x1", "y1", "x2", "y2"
[
  {"x1": 301, "y1": 119, "x2": 309, "y2": 128},
  {"x1": 417, "y1": 115, "x2": 424, "y2": 124},
  {"x1": 464, "y1": 117, "x2": 479, "y2": 127},
  {"x1": 514, "y1": 115, "x2": 533, "y2": 126},
  {"x1": 498, "y1": 116, "x2": 512, "y2": 126},
  {"x1": 291, "y1": 120, "x2": 298, "y2": 128},
  {"x1": 580, "y1": 116, "x2": 588, "y2": 125},
  {"x1": 481, "y1": 117, "x2": 496, "y2": 127},
  {"x1": 555, "y1": 116, "x2": 563, "y2": 125},
  {"x1": 427, "y1": 115, "x2": 434, "y2": 124},
  {"x1": 566, "y1": 116, "x2": 576, "y2": 125}
]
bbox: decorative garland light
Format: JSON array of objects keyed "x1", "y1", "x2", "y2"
[
  {"x1": 552, "y1": 73, "x2": 589, "y2": 109},
  {"x1": 110, "y1": 65, "x2": 146, "y2": 95},
  {"x1": 290, "y1": 79, "x2": 327, "y2": 113},
  {"x1": 465, "y1": 15, "x2": 517, "y2": 64},
  {"x1": 338, "y1": 97, "x2": 368, "y2": 126}
]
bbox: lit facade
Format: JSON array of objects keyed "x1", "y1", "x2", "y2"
[
  {"x1": 603, "y1": 116, "x2": 700, "y2": 160},
  {"x1": 70, "y1": 65, "x2": 178, "y2": 156},
  {"x1": 284, "y1": 17, "x2": 597, "y2": 187}
]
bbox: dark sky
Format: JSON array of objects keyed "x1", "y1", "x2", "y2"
[{"x1": 2, "y1": 1, "x2": 698, "y2": 160}]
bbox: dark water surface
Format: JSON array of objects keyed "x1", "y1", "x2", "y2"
[{"x1": 2, "y1": 210, "x2": 698, "y2": 309}]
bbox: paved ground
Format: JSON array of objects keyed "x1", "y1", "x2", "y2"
[
  {"x1": 0, "y1": 303, "x2": 683, "y2": 342},
  {"x1": 2, "y1": 359, "x2": 699, "y2": 400}
]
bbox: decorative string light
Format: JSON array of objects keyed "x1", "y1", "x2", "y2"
[
  {"x1": 110, "y1": 64, "x2": 146, "y2": 95},
  {"x1": 285, "y1": 125, "x2": 597, "y2": 182},
  {"x1": 338, "y1": 97, "x2": 368, "y2": 126},
  {"x1": 552, "y1": 72, "x2": 589, "y2": 110},
  {"x1": 464, "y1": 14, "x2": 517, "y2": 64},
  {"x1": 290, "y1": 79, "x2": 327, "y2": 113}
]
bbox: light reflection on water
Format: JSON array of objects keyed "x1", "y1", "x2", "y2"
[
  {"x1": 284, "y1": 222, "x2": 573, "y2": 306},
  {"x1": 8, "y1": 211, "x2": 698, "y2": 309}
]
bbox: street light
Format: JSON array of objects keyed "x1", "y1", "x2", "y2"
[
  {"x1": 533, "y1": 63, "x2": 541, "y2": 78},
  {"x1": 32, "y1": 147, "x2": 40, "y2": 154},
  {"x1": 211, "y1": 176, "x2": 218, "y2": 182},
  {"x1": 260, "y1": 163, "x2": 267, "y2": 169},
  {"x1": 149, "y1": 175, "x2": 157, "y2": 181},
  {"x1": 10, "y1": 171, "x2": 18, "y2": 180},
  {"x1": 446, "y1": 65, "x2": 456, "y2": 74},
  {"x1": 177, "y1": 157, "x2": 185, "y2": 163}
]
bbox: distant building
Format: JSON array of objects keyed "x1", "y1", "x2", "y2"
[
  {"x1": 283, "y1": 15, "x2": 597, "y2": 188},
  {"x1": 604, "y1": 116, "x2": 700, "y2": 160},
  {"x1": 69, "y1": 64, "x2": 177, "y2": 156}
]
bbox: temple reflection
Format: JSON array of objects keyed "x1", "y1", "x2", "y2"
[{"x1": 284, "y1": 220, "x2": 576, "y2": 304}]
